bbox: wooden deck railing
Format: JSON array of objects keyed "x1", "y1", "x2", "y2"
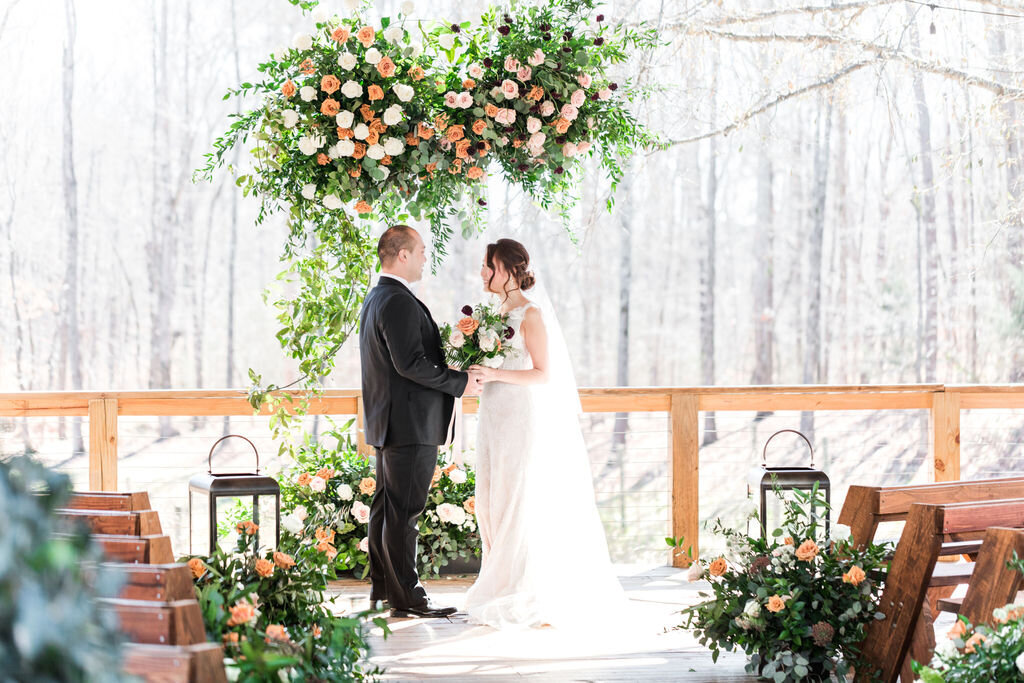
[{"x1": 2, "y1": 384, "x2": 1023, "y2": 566}]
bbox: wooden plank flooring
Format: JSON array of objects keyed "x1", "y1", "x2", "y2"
[{"x1": 328, "y1": 566, "x2": 758, "y2": 681}]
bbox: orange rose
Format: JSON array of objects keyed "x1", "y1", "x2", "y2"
[
  {"x1": 265, "y1": 624, "x2": 289, "y2": 643},
  {"x1": 455, "y1": 139, "x2": 471, "y2": 159},
  {"x1": 337, "y1": 126, "x2": 354, "y2": 139},
  {"x1": 472, "y1": 119, "x2": 487, "y2": 135},
  {"x1": 355, "y1": 200, "x2": 373, "y2": 214},
  {"x1": 331, "y1": 27, "x2": 350, "y2": 43},
  {"x1": 842, "y1": 565, "x2": 866, "y2": 586},
  {"x1": 365, "y1": 130, "x2": 380, "y2": 146},
  {"x1": 425, "y1": 162, "x2": 437, "y2": 174},
  {"x1": 254, "y1": 558, "x2": 274, "y2": 578},
  {"x1": 485, "y1": 103, "x2": 499, "y2": 117},
  {"x1": 456, "y1": 316, "x2": 479, "y2": 335},
  {"x1": 359, "y1": 477, "x2": 376, "y2": 496},
  {"x1": 356, "y1": 25, "x2": 375, "y2": 47},
  {"x1": 316, "y1": 468, "x2": 334, "y2": 480},
  {"x1": 359, "y1": 104, "x2": 376, "y2": 122},
  {"x1": 417, "y1": 123, "x2": 434, "y2": 140},
  {"x1": 947, "y1": 619, "x2": 969, "y2": 639},
  {"x1": 273, "y1": 551, "x2": 295, "y2": 570},
  {"x1": 187, "y1": 557, "x2": 205, "y2": 579},
  {"x1": 405, "y1": 132, "x2": 420, "y2": 146},
  {"x1": 300, "y1": 58, "x2": 316, "y2": 76},
  {"x1": 352, "y1": 142, "x2": 367, "y2": 159},
  {"x1": 367, "y1": 84, "x2": 384, "y2": 101},
  {"x1": 320, "y1": 74, "x2": 341, "y2": 94},
  {"x1": 430, "y1": 465, "x2": 442, "y2": 487},
  {"x1": 708, "y1": 557, "x2": 728, "y2": 576},
  {"x1": 368, "y1": 118, "x2": 386, "y2": 134},
  {"x1": 380, "y1": 155, "x2": 392, "y2": 166},
  {"x1": 784, "y1": 537, "x2": 794, "y2": 545},
  {"x1": 964, "y1": 632, "x2": 987, "y2": 654},
  {"x1": 312, "y1": 624, "x2": 322, "y2": 638},
  {"x1": 320, "y1": 98, "x2": 341, "y2": 116},
  {"x1": 463, "y1": 78, "x2": 476, "y2": 89},
  {"x1": 236, "y1": 520, "x2": 259, "y2": 536},
  {"x1": 795, "y1": 539, "x2": 819, "y2": 562},
  {"x1": 463, "y1": 496, "x2": 476, "y2": 514},
  {"x1": 434, "y1": 114, "x2": 449, "y2": 130},
  {"x1": 377, "y1": 56, "x2": 396, "y2": 78},
  {"x1": 227, "y1": 600, "x2": 256, "y2": 627},
  {"x1": 349, "y1": 166, "x2": 362, "y2": 178},
  {"x1": 447, "y1": 160, "x2": 462, "y2": 174},
  {"x1": 467, "y1": 166, "x2": 484, "y2": 180},
  {"x1": 282, "y1": 79, "x2": 297, "y2": 97},
  {"x1": 316, "y1": 153, "x2": 329, "y2": 165},
  {"x1": 408, "y1": 64, "x2": 425, "y2": 81},
  {"x1": 223, "y1": 632, "x2": 240, "y2": 645},
  {"x1": 526, "y1": 85, "x2": 544, "y2": 101},
  {"x1": 512, "y1": 139, "x2": 523, "y2": 148},
  {"x1": 554, "y1": 117, "x2": 571, "y2": 134},
  {"x1": 445, "y1": 124, "x2": 465, "y2": 142},
  {"x1": 323, "y1": 543, "x2": 338, "y2": 560},
  {"x1": 315, "y1": 526, "x2": 336, "y2": 543},
  {"x1": 766, "y1": 595, "x2": 786, "y2": 613},
  {"x1": 297, "y1": 473, "x2": 312, "y2": 486}
]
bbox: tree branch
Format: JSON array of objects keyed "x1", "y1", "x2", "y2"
[{"x1": 664, "y1": 58, "x2": 877, "y2": 146}]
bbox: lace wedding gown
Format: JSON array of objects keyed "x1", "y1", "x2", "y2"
[{"x1": 465, "y1": 303, "x2": 628, "y2": 629}]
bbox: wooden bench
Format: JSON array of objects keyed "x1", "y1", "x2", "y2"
[
  {"x1": 935, "y1": 526, "x2": 1024, "y2": 626},
  {"x1": 857, "y1": 499, "x2": 1024, "y2": 682},
  {"x1": 71, "y1": 490, "x2": 226, "y2": 682}
]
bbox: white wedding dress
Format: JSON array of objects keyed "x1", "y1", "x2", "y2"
[{"x1": 465, "y1": 302, "x2": 628, "y2": 629}]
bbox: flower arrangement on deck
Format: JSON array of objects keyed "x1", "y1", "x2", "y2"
[
  {"x1": 278, "y1": 422, "x2": 480, "y2": 578},
  {"x1": 677, "y1": 487, "x2": 891, "y2": 682}
]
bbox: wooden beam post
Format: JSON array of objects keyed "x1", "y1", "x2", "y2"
[
  {"x1": 670, "y1": 393, "x2": 700, "y2": 567},
  {"x1": 355, "y1": 395, "x2": 373, "y2": 458},
  {"x1": 88, "y1": 398, "x2": 118, "y2": 491},
  {"x1": 930, "y1": 390, "x2": 960, "y2": 482}
]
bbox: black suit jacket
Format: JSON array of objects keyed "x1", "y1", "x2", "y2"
[{"x1": 359, "y1": 277, "x2": 469, "y2": 448}]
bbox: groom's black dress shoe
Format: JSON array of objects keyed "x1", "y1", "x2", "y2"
[{"x1": 390, "y1": 600, "x2": 457, "y2": 618}]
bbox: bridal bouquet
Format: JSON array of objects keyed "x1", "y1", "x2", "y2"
[{"x1": 440, "y1": 303, "x2": 513, "y2": 370}]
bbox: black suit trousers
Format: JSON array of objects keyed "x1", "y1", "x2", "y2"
[{"x1": 368, "y1": 443, "x2": 437, "y2": 609}]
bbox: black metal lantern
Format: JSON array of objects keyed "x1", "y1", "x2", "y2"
[
  {"x1": 747, "y1": 429, "x2": 830, "y2": 539},
  {"x1": 189, "y1": 435, "x2": 280, "y2": 554}
]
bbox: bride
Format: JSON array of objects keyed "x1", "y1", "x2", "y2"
[{"x1": 463, "y1": 238, "x2": 628, "y2": 629}]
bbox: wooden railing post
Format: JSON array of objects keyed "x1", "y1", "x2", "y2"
[
  {"x1": 930, "y1": 389, "x2": 961, "y2": 482},
  {"x1": 355, "y1": 395, "x2": 373, "y2": 457},
  {"x1": 88, "y1": 398, "x2": 118, "y2": 491},
  {"x1": 670, "y1": 392, "x2": 700, "y2": 567}
]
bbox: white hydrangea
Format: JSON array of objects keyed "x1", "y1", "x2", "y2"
[
  {"x1": 382, "y1": 137, "x2": 404, "y2": 156},
  {"x1": 300, "y1": 85, "x2": 317, "y2": 102},
  {"x1": 340, "y1": 80, "x2": 362, "y2": 98},
  {"x1": 301, "y1": 183, "x2": 316, "y2": 200},
  {"x1": 337, "y1": 483, "x2": 354, "y2": 500},
  {"x1": 322, "y1": 194, "x2": 343, "y2": 210},
  {"x1": 366, "y1": 143, "x2": 386, "y2": 160},
  {"x1": 364, "y1": 47, "x2": 383, "y2": 64},
  {"x1": 337, "y1": 52, "x2": 357, "y2": 70},
  {"x1": 448, "y1": 468, "x2": 467, "y2": 485},
  {"x1": 293, "y1": 33, "x2": 313, "y2": 51},
  {"x1": 382, "y1": 104, "x2": 404, "y2": 126}
]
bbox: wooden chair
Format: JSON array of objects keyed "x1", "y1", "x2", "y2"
[
  {"x1": 856, "y1": 499, "x2": 1024, "y2": 682},
  {"x1": 70, "y1": 490, "x2": 226, "y2": 682}
]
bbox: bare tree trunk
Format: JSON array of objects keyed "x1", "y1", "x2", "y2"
[
  {"x1": 700, "y1": 62, "x2": 718, "y2": 446},
  {"x1": 148, "y1": 0, "x2": 178, "y2": 438},
  {"x1": 62, "y1": 0, "x2": 84, "y2": 455},
  {"x1": 612, "y1": 167, "x2": 634, "y2": 530},
  {"x1": 223, "y1": 0, "x2": 242, "y2": 435},
  {"x1": 752, "y1": 122, "x2": 774, "y2": 420},
  {"x1": 800, "y1": 96, "x2": 832, "y2": 442}
]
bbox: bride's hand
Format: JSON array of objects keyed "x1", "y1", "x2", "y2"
[{"x1": 469, "y1": 364, "x2": 496, "y2": 381}]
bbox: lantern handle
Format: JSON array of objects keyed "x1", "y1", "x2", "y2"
[
  {"x1": 761, "y1": 429, "x2": 815, "y2": 468},
  {"x1": 207, "y1": 434, "x2": 260, "y2": 474}
]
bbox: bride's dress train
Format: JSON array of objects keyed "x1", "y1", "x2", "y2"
[{"x1": 465, "y1": 303, "x2": 628, "y2": 629}]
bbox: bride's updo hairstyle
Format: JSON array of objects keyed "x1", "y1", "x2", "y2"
[{"x1": 486, "y1": 239, "x2": 536, "y2": 300}]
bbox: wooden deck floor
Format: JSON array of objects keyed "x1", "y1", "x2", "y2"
[{"x1": 328, "y1": 566, "x2": 758, "y2": 681}]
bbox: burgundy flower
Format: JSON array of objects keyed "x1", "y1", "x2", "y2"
[
  {"x1": 563, "y1": 30, "x2": 573, "y2": 40},
  {"x1": 554, "y1": 166, "x2": 564, "y2": 174},
  {"x1": 540, "y1": 23, "x2": 551, "y2": 31},
  {"x1": 591, "y1": 93, "x2": 600, "y2": 100},
  {"x1": 505, "y1": 327, "x2": 515, "y2": 339},
  {"x1": 478, "y1": 199, "x2": 487, "y2": 206},
  {"x1": 610, "y1": 82, "x2": 618, "y2": 91},
  {"x1": 503, "y1": 14, "x2": 513, "y2": 24},
  {"x1": 593, "y1": 37, "x2": 604, "y2": 46},
  {"x1": 563, "y1": 46, "x2": 572, "y2": 53},
  {"x1": 483, "y1": 57, "x2": 493, "y2": 68},
  {"x1": 543, "y1": 33, "x2": 552, "y2": 40},
  {"x1": 747, "y1": 555, "x2": 771, "y2": 576},
  {"x1": 555, "y1": 136, "x2": 566, "y2": 144},
  {"x1": 462, "y1": 305, "x2": 473, "y2": 316},
  {"x1": 811, "y1": 621, "x2": 835, "y2": 647},
  {"x1": 450, "y1": 24, "x2": 460, "y2": 33},
  {"x1": 498, "y1": 25, "x2": 511, "y2": 35},
  {"x1": 517, "y1": 163, "x2": 529, "y2": 171},
  {"x1": 596, "y1": 14, "x2": 605, "y2": 21}
]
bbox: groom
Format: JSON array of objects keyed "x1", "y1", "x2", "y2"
[{"x1": 359, "y1": 225, "x2": 483, "y2": 618}]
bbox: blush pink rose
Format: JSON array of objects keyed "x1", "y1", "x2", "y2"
[
  {"x1": 576, "y1": 140, "x2": 592, "y2": 154},
  {"x1": 577, "y1": 73, "x2": 592, "y2": 88},
  {"x1": 598, "y1": 88, "x2": 612, "y2": 100},
  {"x1": 562, "y1": 142, "x2": 577, "y2": 157},
  {"x1": 456, "y1": 91, "x2": 474, "y2": 108},
  {"x1": 501, "y1": 79, "x2": 519, "y2": 99},
  {"x1": 540, "y1": 100, "x2": 555, "y2": 117},
  {"x1": 517, "y1": 66, "x2": 532, "y2": 82},
  {"x1": 560, "y1": 103, "x2": 579, "y2": 121},
  {"x1": 571, "y1": 89, "x2": 586, "y2": 107},
  {"x1": 504, "y1": 55, "x2": 519, "y2": 72},
  {"x1": 495, "y1": 108, "x2": 517, "y2": 125},
  {"x1": 528, "y1": 48, "x2": 545, "y2": 66},
  {"x1": 528, "y1": 132, "x2": 546, "y2": 148},
  {"x1": 469, "y1": 64, "x2": 483, "y2": 78},
  {"x1": 526, "y1": 116, "x2": 541, "y2": 134},
  {"x1": 444, "y1": 91, "x2": 458, "y2": 107}
]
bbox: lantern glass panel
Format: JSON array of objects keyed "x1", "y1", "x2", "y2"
[{"x1": 188, "y1": 489, "x2": 210, "y2": 555}]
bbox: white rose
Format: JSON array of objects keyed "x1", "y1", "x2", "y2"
[
  {"x1": 1016, "y1": 652, "x2": 1024, "y2": 674},
  {"x1": 685, "y1": 562, "x2": 705, "y2": 582},
  {"x1": 392, "y1": 83, "x2": 414, "y2": 102},
  {"x1": 382, "y1": 105, "x2": 403, "y2": 126},
  {"x1": 336, "y1": 139, "x2": 355, "y2": 156},
  {"x1": 312, "y1": 6, "x2": 329, "y2": 22},
  {"x1": 297, "y1": 136, "x2": 318, "y2": 155},
  {"x1": 366, "y1": 143, "x2": 386, "y2": 160},
  {"x1": 383, "y1": 136, "x2": 404, "y2": 156},
  {"x1": 408, "y1": 42, "x2": 423, "y2": 59},
  {"x1": 437, "y1": 33, "x2": 455, "y2": 50},
  {"x1": 340, "y1": 79, "x2": 362, "y2": 98},
  {"x1": 359, "y1": 536, "x2": 369, "y2": 553},
  {"x1": 400, "y1": 0, "x2": 414, "y2": 14},
  {"x1": 293, "y1": 504, "x2": 308, "y2": 521},
  {"x1": 935, "y1": 638, "x2": 958, "y2": 660},
  {"x1": 301, "y1": 183, "x2": 316, "y2": 200},
  {"x1": 384, "y1": 25, "x2": 404, "y2": 42},
  {"x1": 335, "y1": 110, "x2": 355, "y2": 128},
  {"x1": 353, "y1": 123, "x2": 369, "y2": 140},
  {"x1": 478, "y1": 330, "x2": 498, "y2": 353},
  {"x1": 448, "y1": 505, "x2": 467, "y2": 526},
  {"x1": 322, "y1": 194, "x2": 343, "y2": 211},
  {"x1": 526, "y1": 116, "x2": 541, "y2": 134},
  {"x1": 376, "y1": 165, "x2": 390, "y2": 181},
  {"x1": 743, "y1": 599, "x2": 761, "y2": 618},
  {"x1": 281, "y1": 109, "x2": 299, "y2": 128},
  {"x1": 449, "y1": 468, "x2": 467, "y2": 485},
  {"x1": 300, "y1": 85, "x2": 317, "y2": 102},
  {"x1": 344, "y1": 0, "x2": 360, "y2": 10},
  {"x1": 468, "y1": 63, "x2": 483, "y2": 79},
  {"x1": 273, "y1": 45, "x2": 289, "y2": 61},
  {"x1": 281, "y1": 514, "x2": 304, "y2": 535},
  {"x1": 490, "y1": 86, "x2": 503, "y2": 101},
  {"x1": 310, "y1": 475, "x2": 328, "y2": 491},
  {"x1": 293, "y1": 33, "x2": 313, "y2": 51},
  {"x1": 436, "y1": 503, "x2": 455, "y2": 523},
  {"x1": 449, "y1": 330, "x2": 465, "y2": 348},
  {"x1": 337, "y1": 483, "x2": 354, "y2": 500},
  {"x1": 481, "y1": 355, "x2": 503, "y2": 368},
  {"x1": 833, "y1": 523, "x2": 852, "y2": 542},
  {"x1": 364, "y1": 47, "x2": 382, "y2": 64},
  {"x1": 337, "y1": 52, "x2": 357, "y2": 71}
]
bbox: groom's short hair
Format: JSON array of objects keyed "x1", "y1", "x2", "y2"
[{"x1": 378, "y1": 225, "x2": 417, "y2": 265}]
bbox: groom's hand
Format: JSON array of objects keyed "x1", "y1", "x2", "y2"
[{"x1": 464, "y1": 370, "x2": 485, "y2": 396}]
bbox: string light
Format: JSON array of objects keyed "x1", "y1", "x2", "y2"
[{"x1": 904, "y1": 0, "x2": 1024, "y2": 19}]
